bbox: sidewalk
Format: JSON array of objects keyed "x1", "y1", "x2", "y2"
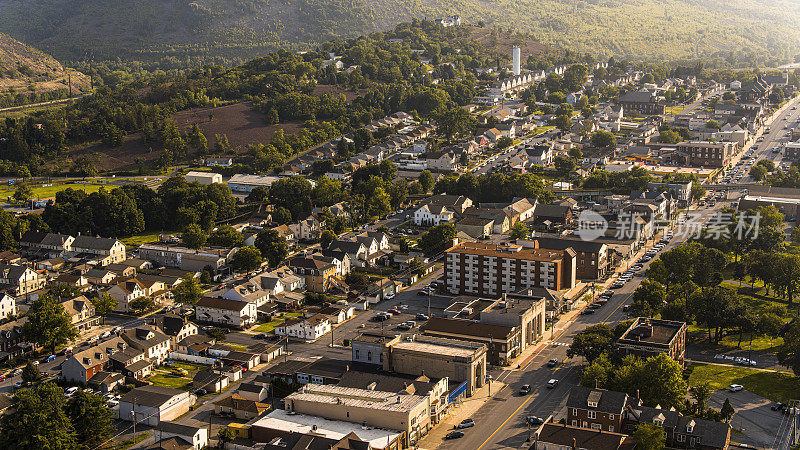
[{"x1": 416, "y1": 380, "x2": 506, "y2": 449}]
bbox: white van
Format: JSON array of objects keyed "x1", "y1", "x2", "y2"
[{"x1": 64, "y1": 387, "x2": 79, "y2": 397}]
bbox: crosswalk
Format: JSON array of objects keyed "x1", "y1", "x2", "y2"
[{"x1": 551, "y1": 342, "x2": 569, "y2": 347}]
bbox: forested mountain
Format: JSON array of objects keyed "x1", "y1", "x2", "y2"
[
  {"x1": 0, "y1": 0, "x2": 799, "y2": 65},
  {"x1": 0, "y1": 33, "x2": 90, "y2": 107}
]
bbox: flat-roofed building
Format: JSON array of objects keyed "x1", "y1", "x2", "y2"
[
  {"x1": 616, "y1": 318, "x2": 687, "y2": 364},
  {"x1": 351, "y1": 333, "x2": 487, "y2": 397},
  {"x1": 676, "y1": 141, "x2": 737, "y2": 168},
  {"x1": 444, "y1": 242, "x2": 576, "y2": 296},
  {"x1": 421, "y1": 317, "x2": 521, "y2": 366},
  {"x1": 283, "y1": 384, "x2": 431, "y2": 446},
  {"x1": 521, "y1": 236, "x2": 609, "y2": 280},
  {"x1": 738, "y1": 186, "x2": 800, "y2": 222},
  {"x1": 228, "y1": 174, "x2": 281, "y2": 192},
  {"x1": 138, "y1": 244, "x2": 235, "y2": 272}
]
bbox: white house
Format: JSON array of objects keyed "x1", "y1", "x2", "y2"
[
  {"x1": 118, "y1": 386, "x2": 195, "y2": 426},
  {"x1": 0, "y1": 293, "x2": 15, "y2": 319},
  {"x1": 274, "y1": 314, "x2": 331, "y2": 342},
  {"x1": 413, "y1": 204, "x2": 455, "y2": 226},
  {"x1": 121, "y1": 326, "x2": 173, "y2": 365},
  {"x1": 155, "y1": 422, "x2": 209, "y2": 450},
  {"x1": 108, "y1": 280, "x2": 148, "y2": 313},
  {"x1": 289, "y1": 216, "x2": 325, "y2": 241},
  {"x1": 221, "y1": 285, "x2": 270, "y2": 307},
  {"x1": 195, "y1": 296, "x2": 257, "y2": 328}
]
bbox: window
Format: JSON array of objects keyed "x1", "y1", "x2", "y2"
[
  {"x1": 587, "y1": 411, "x2": 596, "y2": 419},
  {"x1": 609, "y1": 426, "x2": 614, "y2": 432},
  {"x1": 609, "y1": 414, "x2": 614, "y2": 420},
  {"x1": 571, "y1": 408, "x2": 577, "y2": 416},
  {"x1": 355, "y1": 350, "x2": 359, "y2": 359},
  {"x1": 591, "y1": 423, "x2": 601, "y2": 431},
  {"x1": 677, "y1": 435, "x2": 685, "y2": 443}
]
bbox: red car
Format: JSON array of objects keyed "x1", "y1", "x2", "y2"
[
  {"x1": 388, "y1": 309, "x2": 402, "y2": 315},
  {"x1": 0, "y1": 375, "x2": 5, "y2": 382}
]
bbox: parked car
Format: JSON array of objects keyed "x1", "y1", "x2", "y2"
[
  {"x1": 527, "y1": 416, "x2": 544, "y2": 426},
  {"x1": 581, "y1": 309, "x2": 595, "y2": 315},
  {"x1": 729, "y1": 384, "x2": 743, "y2": 392},
  {"x1": 519, "y1": 384, "x2": 531, "y2": 395},
  {"x1": 456, "y1": 419, "x2": 475, "y2": 429},
  {"x1": 44, "y1": 354, "x2": 56, "y2": 363},
  {"x1": 387, "y1": 309, "x2": 402, "y2": 315},
  {"x1": 547, "y1": 379, "x2": 559, "y2": 389},
  {"x1": 415, "y1": 314, "x2": 430, "y2": 321},
  {"x1": 445, "y1": 431, "x2": 465, "y2": 440}
]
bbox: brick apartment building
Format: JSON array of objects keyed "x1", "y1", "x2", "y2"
[
  {"x1": 444, "y1": 242, "x2": 576, "y2": 296},
  {"x1": 616, "y1": 317, "x2": 687, "y2": 364}
]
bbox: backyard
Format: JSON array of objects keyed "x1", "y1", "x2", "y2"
[
  {"x1": 148, "y1": 361, "x2": 208, "y2": 391},
  {"x1": 254, "y1": 312, "x2": 303, "y2": 333}
]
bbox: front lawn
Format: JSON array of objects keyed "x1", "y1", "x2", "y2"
[
  {"x1": 687, "y1": 363, "x2": 800, "y2": 402},
  {"x1": 149, "y1": 361, "x2": 208, "y2": 390}
]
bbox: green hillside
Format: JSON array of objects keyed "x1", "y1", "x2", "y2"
[{"x1": 1, "y1": 0, "x2": 799, "y2": 63}]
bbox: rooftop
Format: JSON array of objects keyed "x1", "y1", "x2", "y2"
[
  {"x1": 618, "y1": 317, "x2": 685, "y2": 346},
  {"x1": 252, "y1": 409, "x2": 403, "y2": 448},
  {"x1": 446, "y1": 242, "x2": 566, "y2": 262},
  {"x1": 284, "y1": 384, "x2": 427, "y2": 413}
]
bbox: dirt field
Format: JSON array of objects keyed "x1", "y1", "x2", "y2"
[{"x1": 173, "y1": 102, "x2": 302, "y2": 150}]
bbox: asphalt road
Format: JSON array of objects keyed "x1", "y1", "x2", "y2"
[{"x1": 438, "y1": 205, "x2": 724, "y2": 450}]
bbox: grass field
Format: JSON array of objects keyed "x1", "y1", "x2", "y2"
[
  {"x1": 666, "y1": 105, "x2": 687, "y2": 115},
  {"x1": 0, "y1": 181, "x2": 106, "y2": 201},
  {"x1": 149, "y1": 361, "x2": 208, "y2": 390},
  {"x1": 121, "y1": 231, "x2": 172, "y2": 247},
  {"x1": 687, "y1": 363, "x2": 800, "y2": 402},
  {"x1": 254, "y1": 312, "x2": 303, "y2": 333}
]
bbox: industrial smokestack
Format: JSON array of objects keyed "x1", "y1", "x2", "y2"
[{"x1": 512, "y1": 46, "x2": 521, "y2": 76}]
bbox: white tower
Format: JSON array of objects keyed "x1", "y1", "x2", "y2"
[{"x1": 512, "y1": 46, "x2": 521, "y2": 76}]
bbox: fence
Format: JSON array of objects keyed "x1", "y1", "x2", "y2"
[{"x1": 169, "y1": 352, "x2": 217, "y2": 365}]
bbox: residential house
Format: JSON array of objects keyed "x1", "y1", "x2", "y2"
[
  {"x1": 0, "y1": 293, "x2": 15, "y2": 319},
  {"x1": 289, "y1": 216, "x2": 325, "y2": 241},
  {"x1": 287, "y1": 256, "x2": 337, "y2": 293},
  {"x1": 275, "y1": 314, "x2": 331, "y2": 341},
  {"x1": 108, "y1": 346, "x2": 152, "y2": 380},
  {"x1": 71, "y1": 235, "x2": 127, "y2": 265},
  {"x1": 566, "y1": 386, "x2": 629, "y2": 432},
  {"x1": 0, "y1": 263, "x2": 45, "y2": 296},
  {"x1": 154, "y1": 422, "x2": 209, "y2": 450},
  {"x1": 426, "y1": 152, "x2": 458, "y2": 171},
  {"x1": 195, "y1": 296, "x2": 257, "y2": 328},
  {"x1": 533, "y1": 423, "x2": 635, "y2": 450},
  {"x1": 84, "y1": 268, "x2": 117, "y2": 285},
  {"x1": 271, "y1": 224, "x2": 295, "y2": 243},
  {"x1": 214, "y1": 393, "x2": 270, "y2": 420},
  {"x1": 61, "y1": 337, "x2": 128, "y2": 384},
  {"x1": 19, "y1": 231, "x2": 74, "y2": 259},
  {"x1": 619, "y1": 90, "x2": 666, "y2": 115},
  {"x1": 60, "y1": 296, "x2": 100, "y2": 332},
  {"x1": 108, "y1": 279, "x2": 148, "y2": 313},
  {"x1": 52, "y1": 273, "x2": 89, "y2": 291},
  {"x1": 154, "y1": 314, "x2": 198, "y2": 347},
  {"x1": 121, "y1": 325, "x2": 173, "y2": 365}
]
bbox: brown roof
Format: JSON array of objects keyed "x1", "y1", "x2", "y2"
[
  {"x1": 537, "y1": 423, "x2": 635, "y2": 449},
  {"x1": 422, "y1": 317, "x2": 517, "y2": 340},
  {"x1": 446, "y1": 242, "x2": 565, "y2": 262},
  {"x1": 196, "y1": 296, "x2": 250, "y2": 312},
  {"x1": 214, "y1": 393, "x2": 270, "y2": 414}
]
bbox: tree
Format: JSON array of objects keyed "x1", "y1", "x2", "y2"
[
  {"x1": 173, "y1": 274, "x2": 203, "y2": 306},
  {"x1": 255, "y1": 229, "x2": 288, "y2": 267},
  {"x1": 90, "y1": 293, "x2": 117, "y2": 323},
  {"x1": 418, "y1": 223, "x2": 457, "y2": 255},
  {"x1": 631, "y1": 280, "x2": 666, "y2": 317},
  {"x1": 690, "y1": 384, "x2": 712, "y2": 413},
  {"x1": 567, "y1": 324, "x2": 614, "y2": 363},
  {"x1": 554, "y1": 156, "x2": 576, "y2": 176},
  {"x1": 67, "y1": 390, "x2": 115, "y2": 449},
  {"x1": 219, "y1": 426, "x2": 236, "y2": 446},
  {"x1": 129, "y1": 296, "x2": 154, "y2": 314},
  {"x1": 509, "y1": 222, "x2": 530, "y2": 240},
  {"x1": 757, "y1": 159, "x2": 776, "y2": 172},
  {"x1": 22, "y1": 295, "x2": 77, "y2": 354},
  {"x1": 231, "y1": 246, "x2": 263, "y2": 272},
  {"x1": 590, "y1": 130, "x2": 617, "y2": 148},
  {"x1": 563, "y1": 64, "x2": 589, "y2": 92},
  {"x1": 706, "y1": 119, "x2": 720, "y2": 129},
  {"x1": 749, "y1": 164, "x2": 767, "y2": 181},
  {"x1": 320, "y1": 230, "x2": 336, "y2": 249},
  {"x1": 208, "y1": 225, "x2": 244, "y2": 247},
  {"x1": 0, "y1": 383, "x2": 77, "y2": 450},
  {"x1": 438, "y1": 107, "x2": 476, "y2": 141},
  {"x1": 552, "y1": 114, "x2": 572, "y2": 131},
  {"x1": 418, "y1": 170, "x2": 434, "y2": 193},
  {"x1": 21, "y1": 360, "x2": 39, "y2": 384},
  {"x1": 632, "y1": 423, "x2": 666, "y2": 450},
  {"x1": 777, "y1": 321, "x2": 800, "y2": 374},
  {"x1": 580, "y1": 352, "x2": 613, "y2": 388},
  {"x1": 495, "y1": 136, "x2": 513, "y2": 149},
  {"x1": 720, "y1": 398, "x2": 735, "y2": 422},
  {"x1": 207, "y1": 327, "x2": 227, "y2": 342},
  {"x1": 637, "y1": 354, "x2": 688, "y2": 408},
  {"x1": 13, "y1": 182, "x2": 33, "y2": 202},
  {"x1": 182, "y1": 223, "x2": 206, "y2": 249}
]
